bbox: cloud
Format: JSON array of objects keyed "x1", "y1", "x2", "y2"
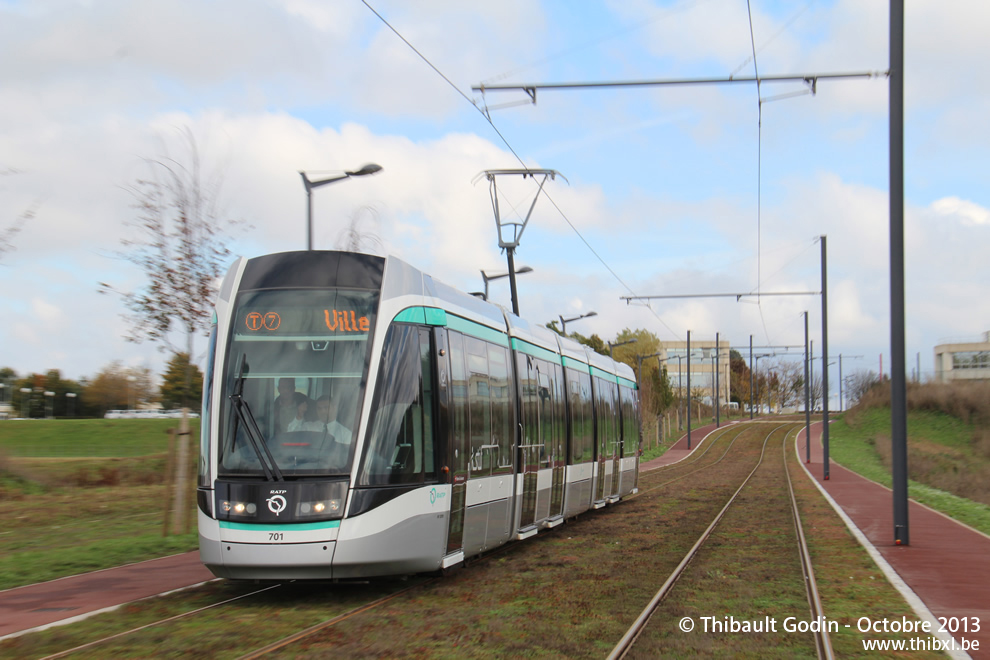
[
  {"x1": 931, "y1": 196, "x2": 990, "y2": 227},
  {"x1": 31, "y1": 298, "x2": 63, "y2": 323}
]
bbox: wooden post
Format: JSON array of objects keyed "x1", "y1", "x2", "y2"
[
  {"x1": 175, "y1": 410, "x2": 191, "y2": 535},
  {"x1": 162, "y1": 428, "x2": 176, "y2": 537}
]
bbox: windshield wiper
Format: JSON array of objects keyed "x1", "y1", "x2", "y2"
[{"x1": 229, "y1": 355, "x2": 284, "y2": 482}]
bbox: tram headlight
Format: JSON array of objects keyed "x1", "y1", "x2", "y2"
[
  {"x1": 221, "y1": 501, "x2": 257, "y2": 518},
  {"x1": 296, "y1": 498, "x2": 342, "y2": 519}
]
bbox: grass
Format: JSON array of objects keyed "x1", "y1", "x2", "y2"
[
  {"x1": 0, "y1": 419, "x2": 200, "y2": 589},
  {"x1": 0, "y1": 421, "x2": 956, "y2": 658},
  {"x1": 0, "y1": 418, "x2": 199, "y2": 457},
  {"x1": 829, "y1": 397, "x2": 990, "y2": 536}
]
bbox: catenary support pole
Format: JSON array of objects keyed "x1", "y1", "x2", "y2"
[
  {"x1": 686, "y1": 330, "x2": 692, "y2": 450},
  {"x1": 749, "y1": 335, "x2": 754, "y2": 420},
  {"x1": 821, "y1": 235, "x2": 830, "y2": 480},
  {"x1": 890, "y1": 0, "x2": 909, "y2": 546},
  {"x1": 804, "y1": 311, "x2": 811, "y2": 464},
  {"x1": 715, "y1": 332, "x2": 720, "y2": 427}
]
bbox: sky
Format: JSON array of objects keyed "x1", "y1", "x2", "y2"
[{"x1": 1, "y1": 0, "x2": 988, "y2": 408}]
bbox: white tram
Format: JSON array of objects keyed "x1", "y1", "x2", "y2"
[{"x1": 197, "y1": 251, "x2": 640, "y2": 580}]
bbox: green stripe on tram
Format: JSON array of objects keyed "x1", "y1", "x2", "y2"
[
  {"x1": 219, "y1": 520, "x2": 341, "y2": 531},
  {"x1": 424, "y1": 307, "x2": 447, "y2": 326},
  {"x1": 590, "y1": 366, "x2": 619, "y2": 383},
  {"x1": 510, "y1": 338, "x2": 561, "y2": 364},
  {"x1": 393, "y1": 307, "x2": 427, "y2": 324},
  {"x1": 618, "y1": 375, "x2": 638, "y2": 389},
  {"x1": 445, "y1": 314, "x2": 509, "y2": 347},
  {"x1": 561, "y1": 355, "x2": 591, "y2": 373},
  {"x1": 392, "y1": 307, "x2": 508, "y2": 346},
  {"x1": 392, "y1": 306, "x2": 448, "y2": 327}
]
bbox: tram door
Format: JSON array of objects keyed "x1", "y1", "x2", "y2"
[
  {"x1": 548, "y1": 363, "x2": 566, "y2": 519},
  {"x1": 438, "y1": 328, "x2": 468, "y2": 557},
  {"x1": 594, "y1": 379, "x2": 607, "y2": 503},
  {"x1": 593, "y1": 378, "x2": 619, "y2": 502},
  {"x1": 607, "y1": 382, "x2": 621, "y2": 499},
  {"x1": 517, "y1": 354, "x2": 540, "y2": 529}
]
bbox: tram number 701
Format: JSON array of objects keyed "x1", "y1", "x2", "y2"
[{"x1": 269, "y1": 532, "x2": 284, "y2": 542}]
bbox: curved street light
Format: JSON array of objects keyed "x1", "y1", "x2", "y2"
[
  {"x1": 559, "y1": 310, "x2": 597, "y2": 335},
  {"x1": 608, "y1": 338, "x2": 635, "y2": 359},
  {"x1": 301, "y1": 163, "x2": 383, "y2": 250},
  {"x1": 481, "y1": 266, "x2": 533, "y2": 302}
]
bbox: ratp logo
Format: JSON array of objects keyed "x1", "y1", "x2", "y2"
[
  {"x1": 266, "y1": 494, "x2": 287, "y2": 516},
  {"x1": 429, "y1": 488, "x2": 447, "y2": 506}
]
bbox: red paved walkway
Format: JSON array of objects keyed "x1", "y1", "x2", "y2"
[
  {"x1": 640, "y1": 420, "x2": 730, "y2": 470},
  {"x1": 0, "y1": 551, "x2": 213, "y2": 640},
  {"x1": 798, "y1": 421, "x2": 989, "y2": 657},
  {"x1": 646, "y1": 418, "x2": 989, "y2": 657}
]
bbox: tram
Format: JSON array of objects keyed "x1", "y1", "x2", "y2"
[{"x1": 197, "y1": 251, "x2": 640, "y2": 580}]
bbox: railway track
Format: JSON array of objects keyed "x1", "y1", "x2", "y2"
[
  {"x1": 11, "y1": 421, "x2": 837, "y2": 658},
  {"x1": 609, "y1": 422, "x2": 833, "y2": 659}
]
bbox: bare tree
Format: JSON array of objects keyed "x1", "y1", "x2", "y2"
[
  {"x1": 846, "y1": 370, "x2": 881, "y2": 407},
  {"x1": 100, "y1": 128, "x2": 244, "y2": 535},
  {"x1": 335, "y1": 205, "x2": 383, "y2": 254},
  {"x1": 0, "y1": 168, "x2": 39, "y2": 263},
  {"x1": 809, "y1": 373, "x2": 825, "y2": 412},
  {"x1": 102, "y1": 128, "x2": 243, "y2": 358}
]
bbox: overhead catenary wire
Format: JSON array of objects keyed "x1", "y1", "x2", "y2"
[
  {"x1": 729, "y1": 1, "x2": 815, "y2": 79},
  {"x1": 746, "y1": 0, "x2": 763, "y2": 301},
  {"x1": 360, "y1": 0, "x2": 682, "y2": 340}
]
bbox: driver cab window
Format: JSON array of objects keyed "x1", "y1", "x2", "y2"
[{"x1": 359, "y1": 324, "x2": 436, "y2": 486}]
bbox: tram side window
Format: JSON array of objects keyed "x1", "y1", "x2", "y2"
[
  {"x1": 551, "y1": 363, "x2": 565, "y2": 465},
  {"x1": 538, "y1": 369, "x2": 553, "y2": 468},
  {"x1": 359, "y1": 324, "x2": 436, "y2": 486},
  {"x1": 516, "y1": 354, "x2": 539, "y2": 463},
  {"x1": 619, "y1": 385, "x2": 639, "y2": 458},
  {"x1": 448, "y1": 332, "x2": 470, "y2": 473},
  {"x1": 488, "y1": 344, "x2": 513, "y2": 475},
  {"x1": 567, "y1": 369, "x2": 594, "y2": 464},
  {"x1": 466, "y1": 337, "x2": 493, "y2": 476},
  {"x1": 595, "y1": 378, "x2": 619, "y2": 458}
]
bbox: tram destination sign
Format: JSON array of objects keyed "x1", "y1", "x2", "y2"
[{"x1": 242, "y1": 307, "x2": 372, "y2": 335}]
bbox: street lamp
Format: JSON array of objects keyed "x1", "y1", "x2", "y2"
[
  {"x1": 481, "y1": 266, "x2": 533, "y2": 302},
  {"x1": 66, "y1": 392, "x2": 77, "y2": 418},
  {"x1": 300, "y1": 163, "x2": 383, "y2": 251},
  {"x1": 559, "y1": 310, "x2": 597, "y2": 335},
  {"x1": 20, "y1": 387, "x2": 30, "y2": 419},
  {"x1": 608, "y1": 339, "x2": 635, "y2": 359}
]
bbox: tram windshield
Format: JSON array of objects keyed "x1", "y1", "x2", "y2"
[{"x1": 218, "y1": 287, "x2": 378, "y2": 478}]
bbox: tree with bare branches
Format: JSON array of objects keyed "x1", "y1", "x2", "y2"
[
  {"x1": 335, "y1": 205, "x2": 383, "y2": 254},
  {"x1": 101, "y1": 128, "x2": 244, "y2": 358},
  {"x1": 101, "y1": 128, "x2": 245, "y2": 535},
  {"x1": 0, "y1": 168, "x2": 39, "y2": 263}
]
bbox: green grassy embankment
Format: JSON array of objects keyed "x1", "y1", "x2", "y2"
[
  {"x1": 829, "y1": 381, "x2": 990, "y2": 536},
  {"x1": 0, "y1": 418, "x2": 200, "y2": 589}
]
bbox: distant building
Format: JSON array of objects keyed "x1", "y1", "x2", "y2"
[
  {"x1": 934, "y1": 332, "x2": 990, "y2": 383},
  {"x1": 660, "y1": 338, "x2": 731, "y2": 406}
]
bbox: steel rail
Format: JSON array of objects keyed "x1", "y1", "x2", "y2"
[
  {"x1": 237, "y1": 582, "x2": 432, "y2": 660},
  {"x1": 782, "y1": 427, "x2": 835, "y2": 660},
  {"x1": 608, "y1": 423, "x2": 789, "y2": 658},
  {"x1": 39, "y1": 583, "x2": 283, "y2": 660},
  {"x1": 633, "y1": 424, "x2": 744, "y2": 496}
]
